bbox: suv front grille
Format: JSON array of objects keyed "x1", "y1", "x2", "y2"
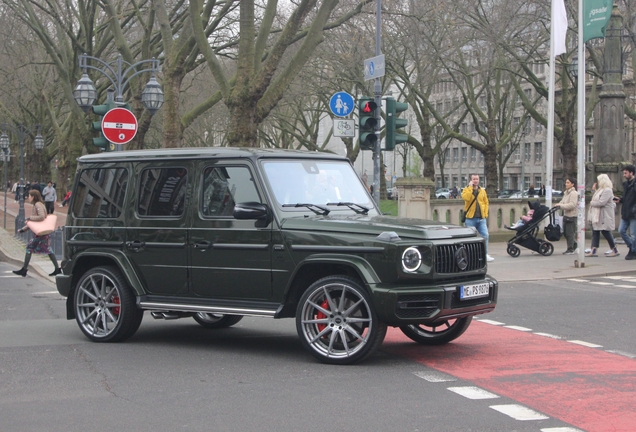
[
  {"x1": 395, "y1": 294, "x2": 440, "y2": 319},
  {"x1": 435, "y1": 242, "x2": 485, "y2": 274}
]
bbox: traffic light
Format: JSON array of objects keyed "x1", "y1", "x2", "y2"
[
  {"x1": 358, "y1": 97, "x2": 378, "y2": 151},
  {"x1": 91, "y1": 99, "x2": 116, "y2": 151},
  {"x1": 385, "y1": 97, "x2": 409, "y2": 151}
]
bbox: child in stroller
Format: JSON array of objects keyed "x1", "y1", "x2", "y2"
[{"x1": 505, "y1": 200, "x2": 555, "y2": 257}]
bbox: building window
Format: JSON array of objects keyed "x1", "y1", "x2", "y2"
[
  {"x1": 461, "y1": 123, "x2": 467, "y2": 134},
  {"x1": 535, "y1": 120, "x2": 542, "y2": 134},
  {"x1": 444, "y1": 148, "x2": 450, "y2": 162},
  {"x1": 524, "y1": 143, "x2": 531, "y2": 161},
  {"x1": 461, "y1": 147, "x2": 467, "y2": 163},
  {"x1": 452, "y1": 176, "x2": 458, "y2": 187},
  {"x1": 452, "y1": 147, "x2": 459, "y2": 163},
  {"x1": 534, "y1": 142, "x2": 543, "y2": 162},
  {"x1": 513, "y1": 146, "x2": 520, "y2": 162},
  {"x1": 524, "y1": 176, "x2": 530, "y2": 191},
  {"x1": 535, "y1": 176, "x2": 542, "y2": 188},
  {"x1": 586, "y1": 135, "x2": 594, "y2": 162},
  {"x1": 470, "y1": 147, "x2": 476, "y2": 162}
]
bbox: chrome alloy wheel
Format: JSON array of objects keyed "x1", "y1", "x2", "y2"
[
  {"x1": 297, "y1": 277, "x2": 386, "y2": 364},
  {"x1": 75, "y1": 272, "x2": 123, "y2": 339}
]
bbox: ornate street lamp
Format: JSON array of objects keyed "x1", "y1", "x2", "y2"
[
  {"x1": 74, "y1": 53, "x2": 163, "y2": 114},
  {"x1": 0, "y1": 133, "x2": 9, "y2": 229},
  {"x1": 0, "y1": 124, "x2": 45, "y2": 234}
]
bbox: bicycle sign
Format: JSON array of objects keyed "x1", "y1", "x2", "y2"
[{"x1": 333, "y1": 119, "x2": 355, "y2": 137}]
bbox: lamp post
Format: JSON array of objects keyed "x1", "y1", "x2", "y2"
[
  {"x1": 73, "y1": 53, "x2": 164, "y2": 114},
  {"x1": 0, "y1": 125, "x2": 44, "y2": 233},
  {"x1": 0, "y1": 135, "x2": 9, "y2": 229}
]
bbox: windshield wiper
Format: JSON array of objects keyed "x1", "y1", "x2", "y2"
[
  {"x1": 282, "y1": 203, "x2": 330, "y2": 215},
  {"x1": 326, "y1": 202, "x2": 370, "y2": 215}
]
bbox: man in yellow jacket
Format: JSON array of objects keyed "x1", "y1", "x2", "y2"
[{"x1": 462, "y1": 174, "x2": 494, "y2": 262}]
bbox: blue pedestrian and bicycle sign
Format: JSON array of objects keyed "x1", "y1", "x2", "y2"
[{"x1": 329, "y1": 91, "x2": 354, "y2": 118}]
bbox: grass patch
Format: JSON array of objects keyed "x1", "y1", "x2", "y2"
[{"x1": 379, "y1": 199, "x2": 398, "y2": 216}]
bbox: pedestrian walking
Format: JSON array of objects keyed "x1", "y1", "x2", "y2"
[
  {"x1": 451, "y1": 186, "x2": 458, "y2": 199},
  {"x1": 462, "y1": 174, "x2": 494, "y2": 262},
  {"x1": 586, "y1": 174, "x2": 619, "y2": 257},
  {"x1": 42, "y1": 181, "x2": 57, "y2": 214},
  {"x1": 614, "y1": 164, "x2": 636, "y2": 260},
  {"x1": 12, "y1": 190, "x2": 61, "y2": 277},
  {"x1": 60, "y1": 191, "x2": 71, "y2": 207},
  {"x1": 554, "y1": 177, "x2": 579, "y2": 254}
]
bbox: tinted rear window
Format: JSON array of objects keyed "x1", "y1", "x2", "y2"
[{"x1": 72, "y1": 168, "x2": 128, "y2": 218}]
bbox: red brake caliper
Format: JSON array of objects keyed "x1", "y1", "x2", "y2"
[
  {"x1": 112, "y1": 296, "x2": 121, "y2": 315},
  {"x1": 316, "y1": 299, "x2": 329, "y2": 332}
]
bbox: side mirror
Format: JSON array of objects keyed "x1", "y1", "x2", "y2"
[{"x1": 234, "y1": 202, "x2": 271, "y2": 227}]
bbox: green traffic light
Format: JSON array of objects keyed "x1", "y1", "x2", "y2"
[{"x1": 385, "y1": 97, "x2": 409, "y2": 151}]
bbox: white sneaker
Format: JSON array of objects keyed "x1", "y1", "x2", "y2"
[{"x1": 486, "y1": 255, "x2": 494, "y2": 262}]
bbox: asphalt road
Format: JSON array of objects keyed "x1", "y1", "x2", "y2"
[{"x1": 2, "y1": 263, "x2": 635, "y2": 431}]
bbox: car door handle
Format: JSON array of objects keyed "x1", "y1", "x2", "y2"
[
  {"x1": 126, "y1": 240, "x2": 146, "y2": 251},
  {"x1": 194, "y1": 240, "x2": 211, "y2": 250}
]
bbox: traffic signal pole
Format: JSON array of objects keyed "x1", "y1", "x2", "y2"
[{"x1": 372, "y1": 0, "x2": 382, "y2": 204}]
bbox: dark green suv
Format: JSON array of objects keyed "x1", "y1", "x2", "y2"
[{"x1": 56, "y1": 148, "x2": 497, "y2": 364}]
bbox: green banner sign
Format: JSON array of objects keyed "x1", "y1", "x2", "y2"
[{"x1": 584, "y1": 0, "x2": 613, "y2": 42}]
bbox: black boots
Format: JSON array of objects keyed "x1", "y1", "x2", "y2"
[
  {"x1": 49, "y1": 269, "x2": 62, "y2": 277},
  {"x1": 12, "y1": 268, "x2": 27, "y2": 277}
]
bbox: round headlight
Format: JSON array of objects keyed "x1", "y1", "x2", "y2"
[{"x1": 402, "y1": 247, "x2": 422, "y2": 272}]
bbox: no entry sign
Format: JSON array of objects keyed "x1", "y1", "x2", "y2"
[{"x1": 102, "y1": 108, "x2": 138, "y2": 145}]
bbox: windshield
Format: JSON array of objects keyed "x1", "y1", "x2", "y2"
[{"x1": 262, "y1": 159, "x2": 375, "y2": 211}]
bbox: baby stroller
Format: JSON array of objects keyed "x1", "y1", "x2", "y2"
[{"x1": 505, "y1": 200, "x2": 557, "y2": 257}]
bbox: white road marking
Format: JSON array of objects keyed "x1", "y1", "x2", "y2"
[
  {"x1": 477, "y1": 319, "x2": 505, "y2": 325},
  {"x1": 490, "y1": 404, "x2": 549, "y2": 420},
  {"x1": 0, "y1": 275, "x2": 21, "y2": 278},
  {"x1": 504, "y1": 325, "x2": 532, "y2": 332},
  {"x1": 568, "y1": 340, "x2": 603, "y2": 348},
  {"x1": 541, "y1": 428, "x2": 584, "y2": 432},
  {"x1": 32, "y1": 291, "x2": 59, "y2": 295},
  {"x1": 533, "y1": 332, "x2": 562, "y2": 339},
  {"x1": 602, "y1": 276, "x2": 628, "y2": 280},
  {"x1": 413, "y1": 371, "x2": 457, "y2": 382},
  {"x1": 589, "y1": 282, "x2": 614, "y2": 286},
  {"x1": 566, "y1": 278, "x2": 590, "y2": 283},
  {"x1": 614, "y1": 284, "x2": 636, "y2": 289},
  {"x1": 447, "y1": 386, "x2": 499, "y2": 400},
  {"x1": 606, "y1": 350, "x2": 636, "y2": 359}
]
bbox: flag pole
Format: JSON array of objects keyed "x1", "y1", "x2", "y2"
[
  {"x1": 545, "y1": 0, "x2": 558, "y2": 210},
  {"x1": 576, "y1": 0, "x2": 586, "y2": 266}
]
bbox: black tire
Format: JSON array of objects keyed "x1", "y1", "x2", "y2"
[
  {"x1": 296, "y1": 275, "x2": 387, "y2": 365},
  {"x1": 74, "y1": 266, "x2": 143, "y2": 342},
  {"x1": 539, "y1": 242, "x2": 554, "y2": 256},
  {"x1": 399, "y1": 316, "x2": 472, "y2": 345},
  {"x1": 193, "y1": 313, "x2": 243, "y2": 328},
  {"x1": 507, "y1": 244, "x2": 521, "y2": 257}
]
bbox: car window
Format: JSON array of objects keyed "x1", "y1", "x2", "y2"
[
  {"x1": 201, "y1": 166, "x2": 261, "y2": 217},
  {"x1": 262, "y1": 160, "x2": 373, "y2": 208},
  {"x1": 137, "y1": 167, "x2": 188, "y2": 217},
  {"x1": 72, "y1": 168, "x2": 128, "y2": 218}
]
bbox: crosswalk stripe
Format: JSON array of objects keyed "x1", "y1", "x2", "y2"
[
  {"x1": 448, "y1": 386, "x2": 499, "y2": 400},
  {"x1": 490, "y1": 404, "x2": 549, "y2": 421}
]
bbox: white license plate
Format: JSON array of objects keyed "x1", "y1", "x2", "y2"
[{"x1": 459, "y1": 283, "x2": 490, "y2": 300}]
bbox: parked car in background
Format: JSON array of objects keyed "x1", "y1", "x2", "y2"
[
  {"x1": 435, "y1": 188, "x2": 451, "y2": 199},
  {"x1": 497, "y1": 189, "x2": 519, "y2": 199}
]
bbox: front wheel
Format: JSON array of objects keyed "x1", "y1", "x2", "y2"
[
  {"x1": 400, "y1": 316, "x2": 472, "y2": 345},
  {"x1": 193, "y1": 313, "x2": 243, "y2": 328},
  {"x1": 507, "y1": 244, "x2": 521, "y2": 257},
  {"x1": 74, "y1": 266, "x2": 143, "y2": 342},
  {"x1": 539, "y1": 242, "x2": 554, "y2": 256},
  {"x1": 296, "y1": 276, "x2": 387, "y2": 365}
]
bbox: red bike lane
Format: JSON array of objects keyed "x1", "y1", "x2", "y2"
[{"x1": 382, "y1": 321, "x2": 636, "y2": 431}]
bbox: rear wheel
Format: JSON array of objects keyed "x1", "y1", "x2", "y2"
[
  {"x1": 296, "y1": 276, "x2": 387, "y2": 365},
  {"x1": 193, "y1": 313, "x2": 243, "y2": 328},
  {"x1": 74, "y1": 266, "x2": 143, "y2": 342},
  {"x1": 539, "y1": 242, "x2": 554, "y2": 256},
  {"x1": 400, "y1": 316, "x2": 472, "y2": 345}
]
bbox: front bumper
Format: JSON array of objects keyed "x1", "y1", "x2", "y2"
[{"x1": 371, "y1": 276, "x2": 498, "y2": 326}]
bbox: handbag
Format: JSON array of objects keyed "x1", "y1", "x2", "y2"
[
  {"x1": 461, "y1": 193, "x2": 478, "y2": 224},
  {"x1": 544, "y1": 211, "x2": 561, "y2": 242},
  {"x1": 26, "y1": 214, "x2": 57, "y2": 236}
]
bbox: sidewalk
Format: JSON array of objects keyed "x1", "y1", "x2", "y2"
[
  {"x1": 1, "y1": 191, "x2": 634, "y2": 285},
  {"x1": 0, "y1": 192, "x2": 67, "y2": 284}
]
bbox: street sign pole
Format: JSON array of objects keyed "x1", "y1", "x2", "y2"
[{"x1": 373, "y1": 0, "x2": 382, "y2": 205}]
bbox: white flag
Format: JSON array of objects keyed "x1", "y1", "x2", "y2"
[{"x1": 553, "y1": 0, "x2": 568, "y2": 57}]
